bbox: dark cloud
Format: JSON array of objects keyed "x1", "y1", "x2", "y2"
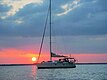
[
  {"x1": 0, "y1": 0, "x2": 107, "y2": 37},
  {"x1": 0, "y1": 37, "x2": 40, "y2": 49},
  {"x1": 52, "y1": 0, "x2": 107, "y2": 36},
  {"x1": 0, "y1": 35, "x2": 107, "y2": 54}
]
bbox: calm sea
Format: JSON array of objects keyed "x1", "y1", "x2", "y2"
[{"x1": 0, "y1": 64, "x2": 107, "y2": 80}]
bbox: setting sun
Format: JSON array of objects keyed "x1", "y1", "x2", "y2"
[{"x1": 32, "y1": 57, "x2": 37, "y2": 62}]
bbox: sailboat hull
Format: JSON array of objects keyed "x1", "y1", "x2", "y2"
[{"x1": 37, "y1": 62, "x2": 76, "y2": 69}]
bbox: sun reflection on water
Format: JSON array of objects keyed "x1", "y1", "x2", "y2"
[{"x1": 31, "y1": 65, "x2": 37, "y2": 80}]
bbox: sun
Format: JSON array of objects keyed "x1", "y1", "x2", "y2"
[{"x1": 32, "y1": 57, "x2": 37, "y2": 62}]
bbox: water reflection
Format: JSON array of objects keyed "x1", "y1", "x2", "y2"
[{"x1": 31, "y1": 65, "x2": 37, "y2": 80}]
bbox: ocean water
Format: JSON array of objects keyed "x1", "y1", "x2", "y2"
[{"x1": 0, "y1": 65, "x2": 107, "y2": 80}]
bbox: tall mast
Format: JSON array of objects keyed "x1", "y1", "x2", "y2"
[{"x1": 49, "y1": 0, "x2": 52, "y2": 61}]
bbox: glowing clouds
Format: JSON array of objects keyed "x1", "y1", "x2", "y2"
[
  {"x1": 0, "y1": 0, "x2": 44, "y2": 19},
  {"x1": 56, "y1": 0, "x2": 81, "y2": 16}
]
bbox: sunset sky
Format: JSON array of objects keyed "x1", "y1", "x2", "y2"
[{"x1": 0, "y1": 0, "x2": 107, "y2": 64}]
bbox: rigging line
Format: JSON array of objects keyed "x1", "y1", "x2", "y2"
[
  {"x1": 49, "y1": 0, "x2": 52, "y2": 61},
  {"x1": 36, "y1": 5, "x2": 50, "y2": 63}
]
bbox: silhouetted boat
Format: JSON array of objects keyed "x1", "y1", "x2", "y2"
[{"x1": 36, "y1": 0, "x2": 76, "y2": 69}]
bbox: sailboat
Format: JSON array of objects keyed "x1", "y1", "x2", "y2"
[{"x1": 36, "y1": 0, "x2": 76, "y2": 69}]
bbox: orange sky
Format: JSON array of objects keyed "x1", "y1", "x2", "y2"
[{"x1": 0, "y1": 48, "x2": 107, "y2": 64}]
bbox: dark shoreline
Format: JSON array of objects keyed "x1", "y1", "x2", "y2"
[
  {"x1": 0, "y1": 63, "x2": 107, "y2": 66},
  {"x1": 0, "y1": 64, "x2": 37, "y2": 66}
]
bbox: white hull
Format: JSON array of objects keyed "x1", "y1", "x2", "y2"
[{"x1": 36, "y1": 62, "x2": 76, "y2": 69}]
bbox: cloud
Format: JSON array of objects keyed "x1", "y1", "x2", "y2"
[
  {"x1": 0, "y1": 35, "x2": 107, "y2": 54},
  {"x1": 55, "y1": 35, "x2": 107, "y2": 53},
  {"x1": 52, "y1": 0, "x2": 107, "y2": 36},
  {"x1": 0, "y1": 0, "x2": 107, "y2": 37},
  {"x1": 56, "y1": 0, "x2": 81, "y2": 16},
  {"x1": 0, "y1": 0, "x2": 43, "y2": 19},
  {"x1": 0, "y1": 4, "x2": 11, "y2": 19}
]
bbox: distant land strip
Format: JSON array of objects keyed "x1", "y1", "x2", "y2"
[{"x1": 0, "y1": 63, "x2": 107, "y2": 66}]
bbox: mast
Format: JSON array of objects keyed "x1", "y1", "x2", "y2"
[
  {"x1": 37, "y1": 0, "x2": 52, "y2": 62},
  {"x1": 49, "y1": 0, "x2": 52, "y2": 61}
]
